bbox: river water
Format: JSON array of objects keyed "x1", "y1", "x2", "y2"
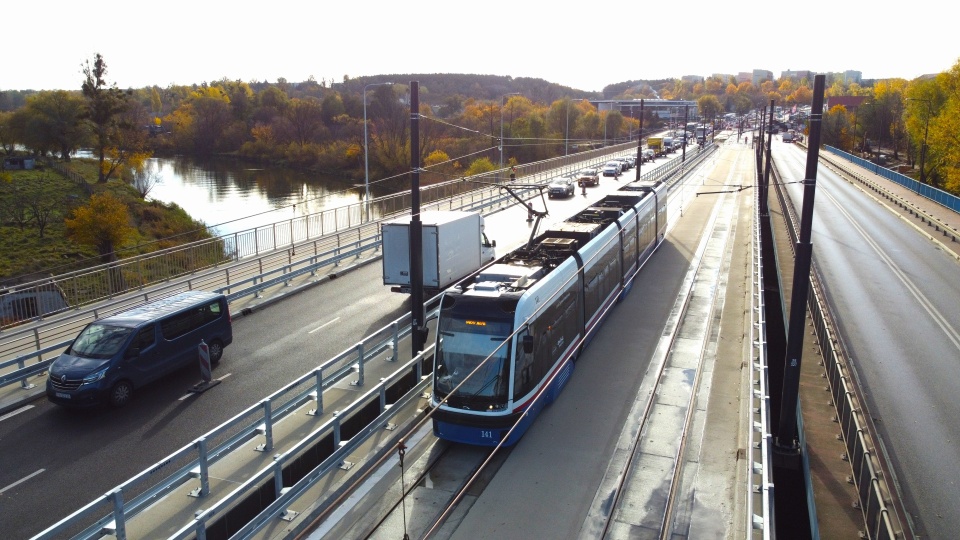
[{"x1": 143, "y1": 156, "x2": 364, "y2": 236}]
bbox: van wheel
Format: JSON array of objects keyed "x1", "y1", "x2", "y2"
[
  {"x1": 109, "y1": 381, "x2": 133, "y2": 407},
  {"x1": 209, "y1": 340, "x2": 224, "y2": 366}
]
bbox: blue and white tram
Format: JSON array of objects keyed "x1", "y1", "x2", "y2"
[{"x1": 431, "y1": 179, "x2": 668, "y2": 446}]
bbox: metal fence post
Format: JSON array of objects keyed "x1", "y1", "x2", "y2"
[
  {"x1": 352, "y1": 342, "x2": 365, "y2": 386},
  {"x1": 256, "y1": 399, "x2": 274, "y2": 452},
  {"x1": 189, "y1": 437, "x2": 210, "y2": 498},
  {"x1": 110, "y1": 488, "x2": 127, "y2": 540},
  {"x1": 308, "y1": 369, "x2": 324, "y2": 416}
]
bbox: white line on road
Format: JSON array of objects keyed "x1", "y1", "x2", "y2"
[
  {"x1": 177, "y1": 373, "x2": 233, "y2": 400},
  {"x1": 0, "y1": 469, "x2": 45, "y2": 494},
  {"x1": 309, "y1": 317, "x2": 341, "y2": 334},
  {"x1": 0, "y1": 405, "x2": 34, "y2": 423}
]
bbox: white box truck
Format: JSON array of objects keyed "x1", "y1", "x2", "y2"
[{"x1": 381, "y1": 210, "x2": 496, "y2": 294}]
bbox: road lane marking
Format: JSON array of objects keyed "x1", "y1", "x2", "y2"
[
  {"x1": 309, "y1": 317, "x2": 341, "y2": 334},
  {"x1": 0, "y1": 469, "x2": 45, "y2": 494},
  {"x1": 0, "y1": 405, "x2": 34, "y2": 423},
  {"x1": 177, "y1": 373, "x2": 233, "y2": 400}
]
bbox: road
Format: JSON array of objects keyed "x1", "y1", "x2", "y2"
[{"x1": 775, "y1": 139, "x2": 960, "y2": 539}]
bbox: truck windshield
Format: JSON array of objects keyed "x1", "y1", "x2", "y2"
[
  {"x1": 70, "y1": 323, "x2": 133, "y2": 359},
  {"x1": 435, "y1": 315, "x2": 512, "y2": 403}
]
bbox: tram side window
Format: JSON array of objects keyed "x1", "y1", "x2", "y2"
[{"x1": 514, "y1": 328, "x2": 536, "y2": 399}]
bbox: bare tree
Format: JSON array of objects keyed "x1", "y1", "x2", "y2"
[{"x1": 131, "y1": 167, "x2": 162, "y2": 199}]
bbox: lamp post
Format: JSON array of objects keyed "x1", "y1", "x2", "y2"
[
  {"x1": 565, "y1": 98, "x2": 570, "y2": 156},
  {"x1": 908, "y1": 97, "x2": 932, "y2": 184},
  {"x1": 499, "y1": 92, "x2": 520, "y2": 170},
  {"x1": 363, "y1": 82, "x2": 393, "y2": 222}
]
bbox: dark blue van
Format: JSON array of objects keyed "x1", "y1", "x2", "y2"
[{"x1": 46, "y1": 291, "x2": 233, "y2": 407}]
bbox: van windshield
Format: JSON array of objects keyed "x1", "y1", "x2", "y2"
[{"x1": 70, "y1": 323, "x2": 134, "y2": 359}]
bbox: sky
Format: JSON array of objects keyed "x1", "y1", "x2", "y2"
[{"x1": 6, "y1": 1, "x2": 957, "y2": 93}]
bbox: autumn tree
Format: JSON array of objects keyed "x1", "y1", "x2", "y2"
[
  {"x1": 7, "y1": 91, "x2": 88, "y2": 159},
  {"x1": 697, "y1": 95, "x2": 723, "y2": 127},
  {"x1": 65, "y1": 192, "x2": 136, "y2": 264},
  {"x1": 82, "y1": 53, "x2": 131, "y2": 182}
]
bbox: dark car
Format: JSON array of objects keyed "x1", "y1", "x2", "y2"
[{"x1": 548, "y1": 175, "x2": 576, "y2": 198}]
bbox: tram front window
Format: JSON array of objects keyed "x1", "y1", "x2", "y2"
[{"x1": 435, "y1": 316, "x2": 512, "y2": 406}]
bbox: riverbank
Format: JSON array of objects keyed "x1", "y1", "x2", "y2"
[{"x1": 0, "y1": 157, "x2": 211, "y2": 283}]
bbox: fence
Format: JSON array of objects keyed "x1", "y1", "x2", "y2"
[
  {"x1": 27, "y1": 142, "x2": 705, "y2": 540},
  {"x1": 1, "y1": 142, "x2": 636, "y2": 329},
  {"x1": 825, "y1": 146, "x2": 960, "y2": 213},
  {"x1": 772, "y1": 159, "x2": 904, "y2": 539}
]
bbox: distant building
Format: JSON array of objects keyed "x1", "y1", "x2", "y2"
[
  {"x1": 752, "y1": 70, "x2": 774, "y2": 85},
  {"x1": 712, "y1": 74, "x2": 736, "y2": 84},
  {"x1": 781, "y1": 70, "x2": 815, "y2": 83},
  {"x1": 736, "y1": 72, "x2": 753, "y2": 84},
  {"x1": 681, "y1": 75, "x2": 704, "y2": 85},
  {"x1": 843, "y1": 70, "x2": 862, "y2": 84}
]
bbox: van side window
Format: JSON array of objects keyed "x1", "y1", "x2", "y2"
[
  {"x1": 161, "y1": 310, "x2": 199, "y2": 340},
  {"x1": 205, "y1": 301, "x2": 222, "y2": 324},
  {"x1": 135, "y1": 326, "x2": 156, "y2": 350}
]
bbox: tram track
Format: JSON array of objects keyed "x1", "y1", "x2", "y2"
[
  {"x1": 580, "y1": 151, "x2": 742, "y2": 539},
  {"x1": 304, "y1": 425, "x2": 510, "y2": 540}
]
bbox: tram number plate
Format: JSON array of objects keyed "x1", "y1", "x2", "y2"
[{"x1": 480, "y1": 430, "x2": 493, "y2": 439}]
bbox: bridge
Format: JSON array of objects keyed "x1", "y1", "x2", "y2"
[{"x1": 0, "y1": 132, "x2": 956, "y2": 537}]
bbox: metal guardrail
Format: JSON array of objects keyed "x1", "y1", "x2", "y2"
[
  {"x1": 825, "y1": 146, "x2": 960, "y2": 213},
  {"x1": 0, "y1": 148, "x2": 636, "y2": 391},
  {"x1": 748, "y1": 193, "x2": 775, "y2": 538},
  {"x1": 32, "y1": 305, "x2": 426, "y2": 540},
  {"x1": 28, "y1": 142, "x2": 707, "y2": 540},
  {"x1": 1, "y1": 143, "x2": 636, "y2": 328},
  {"x1": 771, "y1": 160, "x2": 904, "y2": 539},
  {"x1": 816, "y1": 149, "x2": 960, "y2": 247}
]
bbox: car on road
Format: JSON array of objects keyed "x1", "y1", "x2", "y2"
[
  {"x1": 578, "y1": 168, "x2": 600, "y2": 186},
  {"x1": 642, "y1": 149, "x2": 655, "y2": 162},
  {"x1": 602, "y1": 161, "x2": 621, "y2": 177},
  {"x1": 548, "y1": 175, "x2": 576, "y2": 198}
]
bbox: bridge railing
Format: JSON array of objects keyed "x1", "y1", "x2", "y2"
[
  {"x1": 1, "y1": 143, "x2": 633, "y2": 330},
  {"x1": 748, "y1": 192, "x2": 775, "y2": 538},
  {"x1": 772, "y1": 159, "x2": 904, "y2": 539},
  {"x1": 0, "y1": 147, "x2": 637, "y2": 394},
  {"x1": 825, "y1": 145, "x2": 960, "y2": 214},
  {"x1": 32, "y1": 304, "x2": 427, "y2": 540},
  {"x1": 29, "y1": 143, "x2": 695, "y2": 540}
]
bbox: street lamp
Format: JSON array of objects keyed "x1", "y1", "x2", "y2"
[
  {"x1": 907, "y1": 97, "x2": 932, "y2": 184},
  {"x1": 500, "y1": 92, "x2": 520, "y2": 170},
  {"x1": 363, "y1": 82, "x2": 393, "y2": 222}
]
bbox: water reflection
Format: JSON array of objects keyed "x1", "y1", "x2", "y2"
[{"x1": 145, "y1": 156, "x2": 362, "y2": 236}]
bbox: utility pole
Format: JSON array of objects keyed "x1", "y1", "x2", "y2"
[
  {"x1": 409, "y1": 81, "x2": 426, "y2": 355},
  {"x1": 776, "y1": 74, "x2": 826, "y2": 462},
  {"x1": 635, "y1": 99, "x2": 644, "y2": 180}
]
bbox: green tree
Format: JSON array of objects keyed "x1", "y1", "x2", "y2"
[{"x1": 82, "y1": 53, "x2": 131, "y2": 182}]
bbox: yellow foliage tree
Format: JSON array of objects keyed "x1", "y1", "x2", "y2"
[{"x1": 65, "y1": 192, "x2": 136, "y2": 263}]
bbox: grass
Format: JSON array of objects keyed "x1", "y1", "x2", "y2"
[{"x1": 1, "y1": 157, "x2": 213, "y2": 284}]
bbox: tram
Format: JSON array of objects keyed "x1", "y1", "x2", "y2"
[{"x1": 430, "y1": 178, "x2": 668, "y2": 446}]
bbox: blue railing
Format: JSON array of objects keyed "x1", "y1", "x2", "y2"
[{"x1": 825, "y1": 146, "x2": 960, "y2": 213}]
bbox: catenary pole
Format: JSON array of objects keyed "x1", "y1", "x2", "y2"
[
  {"x1": 409, "y1": 81, "x2": 426, "y2": 355},
  {"x1": 776, "y1": 75, "x2": 826, "y2": 457}
]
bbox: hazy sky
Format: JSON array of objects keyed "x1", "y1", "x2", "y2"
[{"x1": 7, "y1": 1, "x2": 956, "y2": 93}]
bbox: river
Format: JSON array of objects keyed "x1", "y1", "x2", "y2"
[{"x1": 142, "y1": 156, "x2": 364, "y2": 236}]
